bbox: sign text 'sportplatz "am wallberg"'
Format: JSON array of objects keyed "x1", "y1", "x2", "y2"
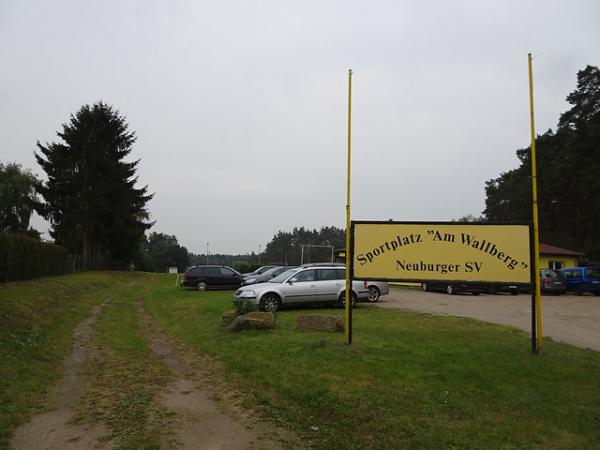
[{"x1": 351, "y1": 222, "x2": 531, "y2": 285}]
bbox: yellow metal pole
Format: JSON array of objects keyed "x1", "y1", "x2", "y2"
[
  {"x1": 528, "y1": 53, "x2": 543, "y2": 352},
  {"x1": 345, "y1": 69, "x2": 353, "y2": 344}
]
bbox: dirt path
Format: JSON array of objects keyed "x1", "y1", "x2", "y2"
[
  {"x1": 379, "y1": 287, "x2": 600, "y2": 351},
  {"x1": 140, "y1": 307, "x2": 301, "y2": 450},
  {"x1": 11, "y1": 301, "x2": 113, "y2": 450},
  {"x1": 11, "y1": 292, "x2": 302, "y2": 450}
]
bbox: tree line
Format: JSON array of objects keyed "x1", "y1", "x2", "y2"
[
  {"x1": 482, "y1": 65, "x2": 600, "y2": 261},
  {"x1": 189, "y1": 226, "x2": 346, "y2": 270}
]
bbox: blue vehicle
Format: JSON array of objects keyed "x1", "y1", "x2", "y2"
[{"x1": 559, "y1": 267, "x2": 600, "y2": 295}]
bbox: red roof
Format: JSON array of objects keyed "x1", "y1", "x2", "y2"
[{"x1": 539, "y1": 243, "x2": 584, "y2": 256}]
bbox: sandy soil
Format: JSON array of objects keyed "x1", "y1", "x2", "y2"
[
  {"x1": 143, "y1": 314, "x2": 259, "y2": 449},
  {"x1": 11, "y1": 301, "x2": 113, "y2": 450},
  {"x1": 378, "y1": 287, "x2": 600, "y2": 351}
]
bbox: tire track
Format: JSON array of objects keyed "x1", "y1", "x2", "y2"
[
  {"x1": 138, "y1": 305, "x2": 302, "y2": 450},
  {"x1": 11, "y1": 300, "x2": 113, "y2": 450}
]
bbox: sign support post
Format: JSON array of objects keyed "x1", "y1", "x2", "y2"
[
  {"x1": 345, "y1": 69, "x2": 353, "y2": 345},
  {"x1": 528, "y1": 53, "x2": 543, "y2": 353}
]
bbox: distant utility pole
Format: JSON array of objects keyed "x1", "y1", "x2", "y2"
[{"x1": 206, "y1": 242, "x2": 209, "y2": 264}]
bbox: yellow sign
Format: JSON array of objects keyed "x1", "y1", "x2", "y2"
[{"x1": 352, "y1": 222, "x2": 531, "y2": 284}]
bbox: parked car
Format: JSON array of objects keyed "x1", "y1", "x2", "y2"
[
  {"x1": 297, "y1": 263, "x2": 389, "y2": 303},
  {"x1": 483, "y1": 270, "x2": 566, "y2": 296},
  {"x1": 487, "y1": 284, "x2": 520, "y2": 295},
  {"x1": 242, "y1": 265, "x2": 278, "y2": 277},
  {"x1": 538, "y1": 269, "x2": 566, "y2": 295},
  {"x1": 242, "y1": 266, "x2": 296, "y2": 286},
  {"x1": 233, "y1": 265, "x2": 371, "y2": 312},
  {"x1": 559, "y1": 267, "x2": 600, "y2": 295},
  {"x1": 421, "y1": 282, "x2": 488, "y2": 295},
  {"x1": 364, "y1": 281, "x2": 390, "y2": 302},
  {"x1": 181, "y1": 265, "x2": 243, "y2": 291}
]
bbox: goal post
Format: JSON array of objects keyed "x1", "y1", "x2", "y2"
[{"x1": 300, "y1": 244, "x2": 334, "y2": 265}]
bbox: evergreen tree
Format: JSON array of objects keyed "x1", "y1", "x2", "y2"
[
  {"x1": 483, "y1": 66, "x2": 600, "y2": 259},
  {"x1": 35, "y1": 102, "x2": 153, "y2": 269}
]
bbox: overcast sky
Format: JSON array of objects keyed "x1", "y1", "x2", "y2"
[{"x1": 1, "y1": 1, "x2": 599, "y2": 254}]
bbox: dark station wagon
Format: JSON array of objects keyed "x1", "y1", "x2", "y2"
[{"x1": 181, "y1": 265, "x2": 243, "y2": 291}]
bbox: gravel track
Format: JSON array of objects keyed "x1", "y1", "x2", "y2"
[{"x1": 378, "y1": 286, "x2": 600, "y2": 351}]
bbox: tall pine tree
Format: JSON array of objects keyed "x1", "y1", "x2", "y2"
[{"x1": 35, "y1": 102, "x2": 153, "y2": 269}]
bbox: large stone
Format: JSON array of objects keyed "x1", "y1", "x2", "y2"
[
  {"x1": 222, "y1": 309, "x2": 239, "y2": 326},
  {"x1": 230, "y1": 312, "x2": 275, "y2": 332},
  {"x1": 297, "y1": 315, "x2": 344, "y2": 332}
]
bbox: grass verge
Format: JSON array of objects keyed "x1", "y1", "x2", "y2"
[
  {"x1": 145, "y1": 279, "x2": 600, "y2": 450},
  {"x1": 0, "y1": 272, "x2": 137, "y2": 449}
]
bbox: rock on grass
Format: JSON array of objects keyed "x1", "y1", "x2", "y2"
[
  {"x1": 297, "y1": 315, "x2": 344, "y2": 332},
  {"x1": 229, "y1": 312, "x2": 275, "y2": 332}
]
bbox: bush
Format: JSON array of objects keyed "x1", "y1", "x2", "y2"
[{"x1": 0, "y1": 232, "x2": 71, "y2": 282}]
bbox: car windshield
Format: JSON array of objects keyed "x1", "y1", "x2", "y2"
[
  {"x1": 269, "y1": 268, "x2": 301, "y2": 283},
  {"x1": 273, "y1": 266, "x2": 294, "y2": 275},
  {"x1": 261, "y1": 267, "x2": 280, "y2": 276}
]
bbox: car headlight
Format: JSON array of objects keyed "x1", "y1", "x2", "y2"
[
  {"x1": 244, "y1": 278, "x2": 256, "y2": 284},
  {"x1": 237, "y1": 290, "x2": 257, "y2": 299}
]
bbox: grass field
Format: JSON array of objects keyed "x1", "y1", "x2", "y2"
[
  {"x1": 145, "y1": 276, "x2": 600, "y2": 450},
  {"x1": 2, "y1": 272, "x2": 600, "y2": 449}
]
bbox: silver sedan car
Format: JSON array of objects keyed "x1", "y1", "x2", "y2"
[
  {"x1": 294, "y1": 263, "x2": 389, "y2": 303},
  {"x1": 365, "y1": 281, "x2": 389, "y2": 302},
  {"x1": 234, "y1": 265, "x2": 371, "y2": 312}
]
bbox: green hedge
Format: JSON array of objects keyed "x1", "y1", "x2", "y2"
[{"x1": 0, "y1": 232, "x2": 71, "y2": 282}]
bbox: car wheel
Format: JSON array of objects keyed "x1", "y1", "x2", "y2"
[
  {"x1": 338, "y1": 291, "x2": 357, "y2": 308},
  {"x1": 367, "y1": 286, "x2": 381, "y2": 303},
  {"x1": 446, "y1": 285, "x2": 455, "y2": 295},
  {"x1": 260, "y1": 293, "x2": 281, "y2": 312},
  {"x1": 197, "y1": 281, "x2": 208, "y2": 291},
  {"x1": 421, "y1": 283, "x2": 428, "y2": 292},
  {"x1": 472, "y1": 291, "x2": 480, "y2": 296}
]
